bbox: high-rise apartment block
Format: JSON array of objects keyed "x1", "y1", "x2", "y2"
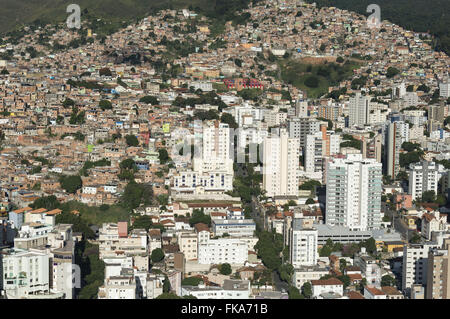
[
  {"x1": 263, "y1": 130, "x2": 300, "y2": 197},
  {"x1": 325, "y1": 154, "x2": 382, "y2": 231}
]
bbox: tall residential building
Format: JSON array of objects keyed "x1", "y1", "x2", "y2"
[
  {"x1": 296, "y1": 100, "x2": 308, "y2": 117},
  {"x1": 348, "y1": 92, "x2": 370, "y2": 127},
  {"x1": 193, "y1": 120, "x2": 234, "y2": 175},
  {"x1": 402, "y1": 243, "x2": 438, "y2": 295},
  {"x1": 174, "y1": 120, "x2": 234, "y2": 194},
  {"x1": 318, "y1": 104, "x2": 343, "y2": 122},
  {"x1": 305, "y1": 132, "x2": 324, "y2": 174},
  {"x1": 288, "y1": 117, "x2": 320, "y2": 150},
  {"x1": 325, "y1": 154, "x2": 382, "y2": 231},
  {"x1": 362, "y1": 133, "x2": 382, "y2": 163},
  {"x1": 392, "y1": 82, "x2": 407, "y2": 99},
  {"x1": 440, "y1": 78, "x2": 450, "y2": 98},
  {"x1": 262, "y1": 130, "x2": 300, "y2": 197},
  {"x1": 386, "y1": 121, "x2": 409, "y2": 178},
  {"x1": 426, "y1": 239, "x2": 450, "y2": 299},
  {"x1": 408, "y1": 161, "x2": 442, "y2": 200},
  {"x1": 428, "y1": 105, "x2": 446, "y2": 123},
  {"x1": 304, "y1": 125, "x2": 340, "y2": 176},
  {"x1": 290, "y1": 217, "x2": 318, "y2": 267}
]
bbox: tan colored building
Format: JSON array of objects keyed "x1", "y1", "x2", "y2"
[
  {"x1": 426, "y1": 239, "x2": 450, "y2": 299},
  {"x1": 178, "y1": 232, "x2": 198, "y2": 261}
]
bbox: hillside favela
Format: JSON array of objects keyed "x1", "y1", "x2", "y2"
[{"x1": 0, "y1": 0, "x2": 450, "y2": 301}]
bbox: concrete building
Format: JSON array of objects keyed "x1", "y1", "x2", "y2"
[
  {"x1": 1, "y1": 248, "x2": 50, "y2": 298},
  {"x1": 198, "y1": 238, "x2": 248, "y2": 265},
  {"x1": 408, "y1": 161, "x2": 443, "y2": 200},
  {"x1": 311, "y1": 278, "x2": 344, "y2": 298},
  {"x1": 193, "y1": 120, "x2": 234, "y2": 175},
  {"x1": 288, "y1": 117, "x2": 320, "y2": 149},
  {"x1": 290, "y1": 218, "x2": 318, "y2": 267},
  {"x1": 426, "y1": 239, "x2": 450, "y2": 299},
  {"x1": 440, "y1": 78, "x2": 450, "y2": 98},
  {"x1": 181, "y1": 279, "x2": 250, "y2": 299},
  {"x1": 402, "y1": 242, "x2": 438, "y2": 295},
  {"x1": 364, "y1": 286, "x2": 387, "y2": 299},
  {"x1": 362, "y1": 133, "x2": 382, "y2": 163},
  {"x1": 292, "y1": 265, "x2": 330, "y2": 289},
  {"x1": 304, "y1": 125, "x2": 340, "y2": 179},
  {"x1": 325, "y1": 154, "x2": 383, "y2": 231},
  {"x1": 354, "y1": 252, "x2": 381, "y2": 287},
  {"x1": 386, "y1": 120, "x2": 409, "y2": 178},
  {"x1": 98, "y1": 276, "x2": 137, "y2": 299},
  {"x1": 212, "y1": 219, "x2": 256, "y2": 237},
  {"x1": 262, "y1": 130, "x2": 300, "y2": 197},
  {"x1": 178, "y1": 232, "x2": 198, "y2": 261},
  {"x1": 349, "y1": 92, "x2": 370, "y2": 127}
]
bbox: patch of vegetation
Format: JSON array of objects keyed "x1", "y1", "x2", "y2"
[{"x1": 280, "y1": 59, "x2": 361, "y2": 98}]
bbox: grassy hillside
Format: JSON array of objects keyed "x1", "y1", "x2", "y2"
[
  {"x1": 0, "y1": 0, "x2": 256, "y2": 36},
  {"x1": 306, "y1": 0, "x2": 450, "y2": 55},
  {"x1": 280, "y1": 59, "x2": 361, "y2": 98},
  {"x1": 0, "y1": 0, "x2": 198, "y2": 33}
]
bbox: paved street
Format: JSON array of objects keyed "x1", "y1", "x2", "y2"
[{"x1": 382, "y1": 202, "x2": 412, "y2": 242}]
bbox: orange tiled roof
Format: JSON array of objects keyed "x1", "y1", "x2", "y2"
[{"x1": 11, "y1": 206, "x2": 32, "y2": 214}]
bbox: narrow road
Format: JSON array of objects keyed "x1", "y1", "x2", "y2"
[
  {"x1": 272, "y1": 270, "x2": 289, "y2": 293},
  {"x1": 382, "y1": 202, "x2": 412, "y2": 242}
]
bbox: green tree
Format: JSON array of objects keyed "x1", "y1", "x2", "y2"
[
  {"x1": 62, "y1": 98, "x2": 75, "y2": 108},
  {"x1": 381, "y1": 275, "x2": 396, "y2": 287},
  {"x1": 31, "y1": 195, "x2": 60, "y2": 210},
  {"x1": 151, "y1": 248, "x2": 165, "y2": 263},
  {"x1": 158, "y1": 148, "x2": 169, "y2": 164},
  {"x1": 163, "y1": 276, "x2": 171, "y2": 293},
  {"x1": 139, "y1": 95, "x2": 159, "y2": 105},
  {"x1": 120, "y1": 182, "x2": 153, "y2": 210},
  {"x1": 288, "y1": 285, "x2": 304, "y2": 299},
  {"x1": 99, "y1": 100, "x2": 112, "y2": 110},
  {"x1": 421, "y1": 190, "x2": 436, "y2": 203},
  {"x1": 220, "y1": 113, "x2": 238, "y2": 128},
  {"x1": 125, "y1": 134, "x2": 139, "y2": 147},
  {"x1": 304, "y1": 75, "x2": 319, "y2": 88},
  {"x1": 386, "y1": 67, "x2": 400, "y2": 78},
  {"x1": 59, "y1": 175, "x2": 82, "y2": 194},
  {"x1": 99, "y1": 67, "x2": 112, "y2": 76},
  {"x1": 219, "y1": 263, "x2": 232, "y2": 275},
  {"x1": 155, "y1": 292, "x2": 181, "y2": 299},
  {"x1": 132, "y1": 215, "x2": 153, "y2": 231},
  {"x1": 362, "y1": 238, "x2": 377, "y2": 254},
  {"x1": 302, "y1": 282, "x2": 312, "y2": 298},
  {"x1": 339, "y1": 258, "x2": 347, "y2": 272},
  {"x1": 182, "y1": 277, "x2": 204, "y2": 286},
  {"x1": 278, "y1": 263, "x2": 294, "y2": 283},
  {"x1": 189, "y1": 209, "x2": 211, "y2": 226}
]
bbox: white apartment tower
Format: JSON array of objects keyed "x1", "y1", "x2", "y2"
[
  {"x1": 386, "y1": 121, "x2": 409, "y2": 178},
  {"x1": 290, "y1": 218, "x2": 318, "y2": 267},
  {"x1": 305, "y1": 127, "x2": 341, "y2": 174},
  {"x1": 408, "y1": 161, "x2": 442, "y2": 200},
  {"x1": 325, "y1": 154, "x2": 383, "y2": 231},
  {"x1": 194, "y1": 120, "x2": 234, "y2": 175},
  {"x1": 288, "y1": 117, "x2": 320, "y2": 149},
  {"x1": 349, "y1": 92, "x2": 370, "y2": 127},
  {"x1": 440, "y1": 78, "x2": 450, "y2": 98},
  {"x1": 262, "y1": 130, "x2": 300, "y2": 197},
  {"x1": 402, "y1": 243, "x2": 438, "y2": 295},
  {"x1": 296, "y1": 100, "x2": 308, "y2": 117}
]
